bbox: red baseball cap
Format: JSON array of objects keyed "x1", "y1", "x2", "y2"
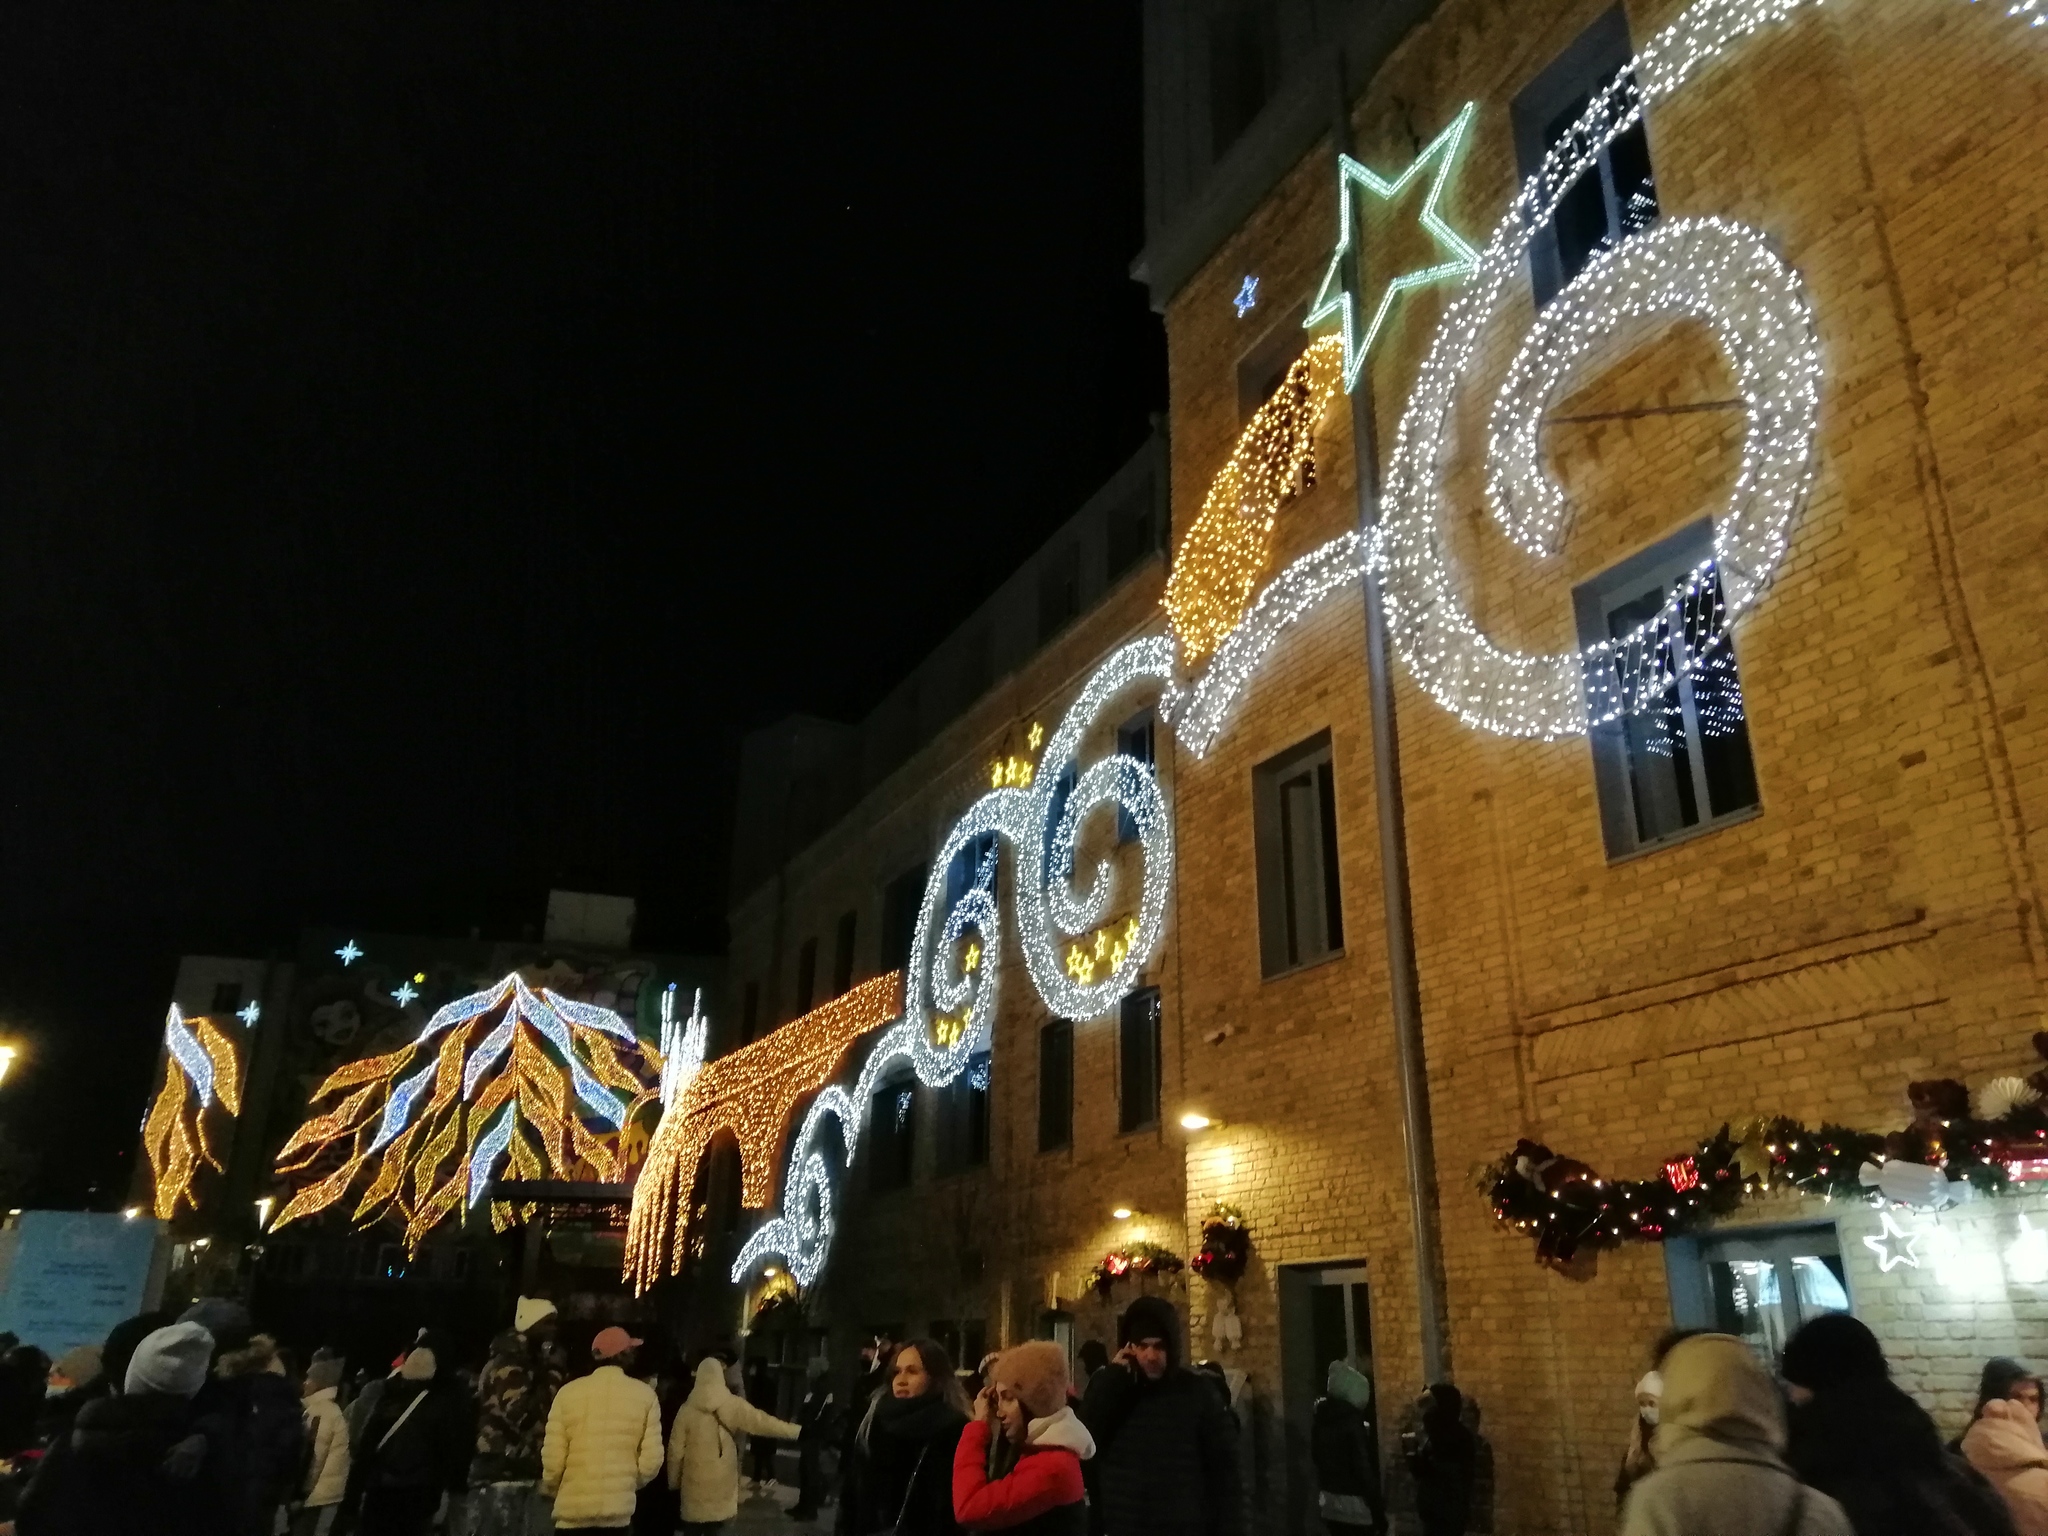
[{"x1": 591, "y1": 1326, "x2": 643, "y2": 1360}]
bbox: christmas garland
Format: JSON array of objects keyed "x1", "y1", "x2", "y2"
[
  {"x1": 1487, "y1": 1041, "x2": 2048, "y2": 1263},
  {"x1": 1089, "y1": 1241, "x2": 1185, "y2": 1297}
]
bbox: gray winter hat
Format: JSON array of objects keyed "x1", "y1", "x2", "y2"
[{"x1": 126, "y1": 1322, "x2": 216, "y2": 1398}]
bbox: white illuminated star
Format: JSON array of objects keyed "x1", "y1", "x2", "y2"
[
  {"x1": 236, "y1": 1001, "x2": 262, "y2": 1027},
  {"x1": 1862, "y1": 1211, "x2": 1922, "y2": 1272},
  {"x1": 1233, "y1": 275, "x2": 1259, "y2": 317},
  {"x1": 391, "y1": 981, "x2": 418, "y2": 1007},
  {"x1": 335, "y1": 940, "x2": 363, "y2": 966}
]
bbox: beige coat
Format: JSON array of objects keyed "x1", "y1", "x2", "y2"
[
  {"x1": 540, "y1": 1364, "x2": 664, "y2": 1528},
  {"x1": 1622, "y1": 1335, "x2": 1854, "y2": 1536},
  {"x1": 301, "y1": 1386, "x2": 351, "y2": 1508},
  {"x1": 1963, "y1": 1399, "x2": 2048, "y2": 1536},
  {"x1": 668, "y1": 1357, "x2": 801, "y2": 1524}
]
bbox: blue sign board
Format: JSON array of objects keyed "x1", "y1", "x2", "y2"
[{"x1": 0, "y1": 1211, "x2": 159, "y2": 1358}]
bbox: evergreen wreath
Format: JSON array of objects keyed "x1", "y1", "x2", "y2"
[
  {"x1": 1089, "y1": 1241, "x2": 1185, "y2": 1298},
  {"x1": 1189, "y1": 1202, "x2": 1252, "y2": 1285}
]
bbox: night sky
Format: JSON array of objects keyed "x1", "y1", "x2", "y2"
[{"x1": 0, "y1": 4, "x2": 1163, "y2": 1206}]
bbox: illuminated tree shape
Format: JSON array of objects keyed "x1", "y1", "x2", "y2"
[
  {"x1": 623, "y1": 971, "x2": 902, "y2": 1295},
  {"x1": 271, "y1": 971, "x2": 663, "y2": 1251},
  {"x1": 143, "y1": 1005, "x2": 244, "y2": 1220}
]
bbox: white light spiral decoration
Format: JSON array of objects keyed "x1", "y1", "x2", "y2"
[
  {"x1": 734, "y1": 638, "x2": 1177, "y2": 1285},
  {"x1": 1374, "y1": 0, "x2": 1824, "y2": 739}
]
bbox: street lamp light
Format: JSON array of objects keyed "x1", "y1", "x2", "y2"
[
  {"x1": 0, "y1": 1046, "x2": 20, "y2": 1087},
  {"x1": 254, "y1": 1197, "x2": 275, "y2": 1232}
]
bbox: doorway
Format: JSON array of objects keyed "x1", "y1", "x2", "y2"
[
  {"x1": 1279, "y1": 1263, "x2": 1377, "y2": 1536},
  {"x1": 1666, "y1": 1222, "x2": 1851, "y2": 1369}
]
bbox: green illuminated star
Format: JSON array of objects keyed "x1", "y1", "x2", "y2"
[{"x1": 1304, "y1": 102, "x2": 1481, "y2": 393}]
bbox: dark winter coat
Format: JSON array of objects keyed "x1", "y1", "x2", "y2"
[
  {"x1": 352, "y1": 1378, "x2": 475, "y2": 1497},
  {"x1": 850, "y1": 1389, "x2": 969, "y2": 1535},
  {"x1": 14, "y1": 1388, "x2": 236, "y2": 1536},
  {"x1": 1409, "y1": 1388, "x2": 1477, "y2": 1536},
  {"x1": 1312, "y1": 1394, "x2": 1383, "y2": 1529},
  {"x1": 1788, "y1": 1385, "x2": 2016, "y2": 1536},
  {"x1": 1078, "y1": 1362, "x2": 1243, "y2": 1536},
  {"x1": 188, "y1": 1368, "x2": 308, "y2": 1536}
]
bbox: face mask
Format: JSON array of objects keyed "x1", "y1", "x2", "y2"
[{"x1": 1641, "y1": 1404, "x2": 1660, "y2": 1427}]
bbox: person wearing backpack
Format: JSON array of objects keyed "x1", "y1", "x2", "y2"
[{"x1": 667, "y1": 1354, "x2": 801, "y2": 1532}]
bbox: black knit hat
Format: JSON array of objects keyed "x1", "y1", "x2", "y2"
[{"x1": 1118, "y1": 1295, "x2": 1181, "y2": 1366}]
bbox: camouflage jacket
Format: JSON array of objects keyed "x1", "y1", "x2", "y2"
[{"x1": 471, "y1": 1350, "x2": 562, "y2": 1483}]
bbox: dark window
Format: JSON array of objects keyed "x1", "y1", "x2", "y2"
[
  {"x1": 794, "y1": 938, "x2": 818, "y2": 1017},
  {"x1": 937, "y1": 1053, "x2": 991, "y2": 1171},
  {"x1": 1236, "y1": 308, "x2": 1311, "y2": 420},
  {"x1": 1252, "y1": 732, "x2": 1346, "y2": 975},
  {"x1": 1118, "y1": 988, "x2": 1162, "y2": 1133},
  {"x1": 1574, "y1": 519, "x2": 1761, "y2": 858},
  {"x1": 1208, "y1": 0, "x2": 1279, "y2": 158},
  {"x1": 706, "y1": 1139, "x2": 744, "y2": 1233},
  {"x1": 881, "y1": 863, "x2": 928, "y2": 974},
  {"x1": 211, "y1": 981, "x2": 242, "y2": 1014},
  {"x1": 1116, "y1": 712, "x2": 1156, "y2": 844},
  {"x1": 963, "y1": 1319, "x2": 988, "y2": 1370},
  {"x1": 833, "y1": 910, "x2": 857, "y2": 996},
  {"x1": 742, "y1": 981, "x2": 761, "y2": 1045},
  {"x1": 1038, "y1": 544, "x2": 1081, "y2": 643},
  {"x1": 869, "y1": 1076, "x2": 917, "y2": 1193},
  {"x1": 1038, "y1": 1020, "x2": 1074, "y2": 1153},
  {"x1": 1043, "y1": 763, "x2": 1078, "y2": 887},
  {"x1": 1511, "y1": 7, "x2": 1660, "y2": 305},
  {"x1": 376, "y1": 1243, "x2": 408, "y2": 1282},
  {"x1": 1106, "y1": 489, "x2": 1160, "y2": 583}
]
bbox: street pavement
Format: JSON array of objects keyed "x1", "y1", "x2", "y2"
[{"x1": 728, "y1": 1478, "x2": 823, "y2": 1533}]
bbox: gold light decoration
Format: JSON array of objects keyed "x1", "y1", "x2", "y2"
[
  {"x1": 1064, "y1": 914, "x2": 1140, "y2": 987},
  {"x1": 988, "y1": 721, "x2": 1046, "y2": 789},
  {"x1": 1162, "y1": 332, "x2": 1345, "y2": 662},
  {"x1": 143, "y1": 1006, "x2": 245, "y2": 1220},
  {"x1": 624, "y1": 970, "x2": 902, "y2": 1294},
  {"x1": 269, "y1": 972, "x2": 663, "y2": 1251}
]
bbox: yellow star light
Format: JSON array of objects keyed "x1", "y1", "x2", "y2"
[{"x1": 1304, "y1": 102, "x2": 1480, "y2": 392}]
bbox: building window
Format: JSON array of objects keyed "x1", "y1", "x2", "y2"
[
  {"x1": 1115, "y1": 712, "x2": 1155, "y2": 844},
  {"x1": 1105, "y1": 488, "x2": 1160, "y2": 584},
  {"x1": 211, "y1": 981, "x2": 243, "y2": 1015},
  {"x1": 1044, "y1": 763, "x2": 1078, "y2": 886},
  {"x1": 881, "y1": 863, "x2": 927, "y2": 974},
  {"x1": 1666, "y1": 1223, "x2": 1849, "y2": 1370},
  {"x1": 1038, "y1": 544, "x2": 1081, "y2": 643},
  {"x1": 1208, "y1": 0, "x2": 1279, "y2": 158},
  {"x1": 1252, "y1": 731, "x2": 1345, "y2": 976},
  {"x1": 1510, "y1": 7, "x2": 1660, "y2": 306},
  {"x1": 869, "y1": 1075, "x2": 917, "y2": 1193},
  {"x1": 1118, "y1": 987, "x2": 1161, "y2": 1134},
  {"x1": 1038, "y1": 1020, "x2": 1073, "y2": 1153},
  {"x1": 937, "y1": 1053, "x2": 991, "y2": 1171},
  {"x1": 833, "y1": 910, "x2": 857, "y2": 996},
  {"x1": 1574, "y1": 519, "x2": 1761, "y2": 859},
  {"x1": 794, "y1": 938, "x2": 818, "y2": 1017},
  {"x1": 1236, "y1": 308, "x2": 1310, "y2": 420},
  {"x1": 946, "y1": 831, "x2": 999, "y2": 912}
]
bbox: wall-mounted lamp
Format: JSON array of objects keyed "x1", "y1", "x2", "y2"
[
  {"x1": 1179, "y1": 1111, "x2": 1215, "y2": 1131},
  {"x1": 1112, "y1": 1207, "x2": 1135, "y2": 1221}
]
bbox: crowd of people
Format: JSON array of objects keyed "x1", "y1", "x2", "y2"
[
  {"x1": 27, "y1": 1283, "x2": 2043, "y2": 1536},
  {"x1": 1605, "y1": 1317, "x2": 2048, "y2": 1536}
]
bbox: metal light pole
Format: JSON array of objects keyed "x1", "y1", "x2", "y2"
[{"x1": 1330, "y1": 51, "x2": 1451, "y2": 1386}]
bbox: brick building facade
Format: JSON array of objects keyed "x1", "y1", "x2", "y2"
[{"x1": 693, "y1": 1, "x2": 2048, "y2": 1532}]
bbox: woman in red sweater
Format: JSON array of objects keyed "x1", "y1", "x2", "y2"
[{"x1": 952, "y1": 1342, "x2": 1096, "y2": 1535}]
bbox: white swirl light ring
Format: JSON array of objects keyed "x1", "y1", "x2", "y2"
[
  {"x1": 1486, "y1": 217, "x2": 1817, "y2": 563},
  {"x1": 902, "y1": 791, "x2": 1029, "y2": 1087},
  {"x1": 1172, "y1": 530, "x2": 1379, "y2": 759},
  {"x1": 1377, "y1": 0, "x2": 1827, "y2": 739}
]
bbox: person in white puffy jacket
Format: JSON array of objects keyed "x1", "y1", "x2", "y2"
[
  {"x1": 668, "y1": 1354, "x2": 801, "y2": 1530},
  {"x1": 540, "y1": 1327, "x2": 664, "y2": 1531},
  {"x1": 294, "y1": 1354, "x2": 350, "y2": 1536}
]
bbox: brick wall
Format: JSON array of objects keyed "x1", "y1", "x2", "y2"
[{"x1": 1157, "y1": 0, "x2": 2048, "y2": 1532}]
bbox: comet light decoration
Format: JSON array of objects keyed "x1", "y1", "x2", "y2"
[
  {"x1": 624, "y1": 972, "x2": 903, "y2": 1294},
  {"x1": 271, "y1": 971, "x2": 663, "y2": 1251},
  {"x1": 723, "y1": 638, "x2": 1177, "y2": 1288},
  {"x1": 143, "y1": 1005, "x2": 245, "y2": 1219}
]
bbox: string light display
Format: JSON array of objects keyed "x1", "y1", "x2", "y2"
[
  {"x1": 391, "y1": 981, "x2": 418, "y2": 1007},
  {"x1": 1172, "y1": 530, "x2": 1377, "y2": 759},
  {"x1": 335, "y1": 940, "x2": 363, "y2": 966},
  {"x1": 1161, "y1": 334, "x2": 1345, "y2": 663},
  {"x1": 1301, "y1": 102, "x2": 1481, "y2": 392},
  {"x1": 1864, "y1": 1211, "x2": 1922, "y2": 1272},
  {"x1": 142, "y1": 1006, "x2": 244, "y2": 1220},
  {"x1": 237, "y1": 1001, "x2": 262, "y2": 1027},
  {"x1": 1372, "y1": 1, "x2": 1824, "y2": 739},
  {"x1": 1233, "y1": 275, "x2": 1260, "y2": 317},
  {"x1": 270, "y1": 972, "x2": 662, "y2": 1250},
  {"x1": 622, "y1": 971, "x2": 903, "y2": 1294}
]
